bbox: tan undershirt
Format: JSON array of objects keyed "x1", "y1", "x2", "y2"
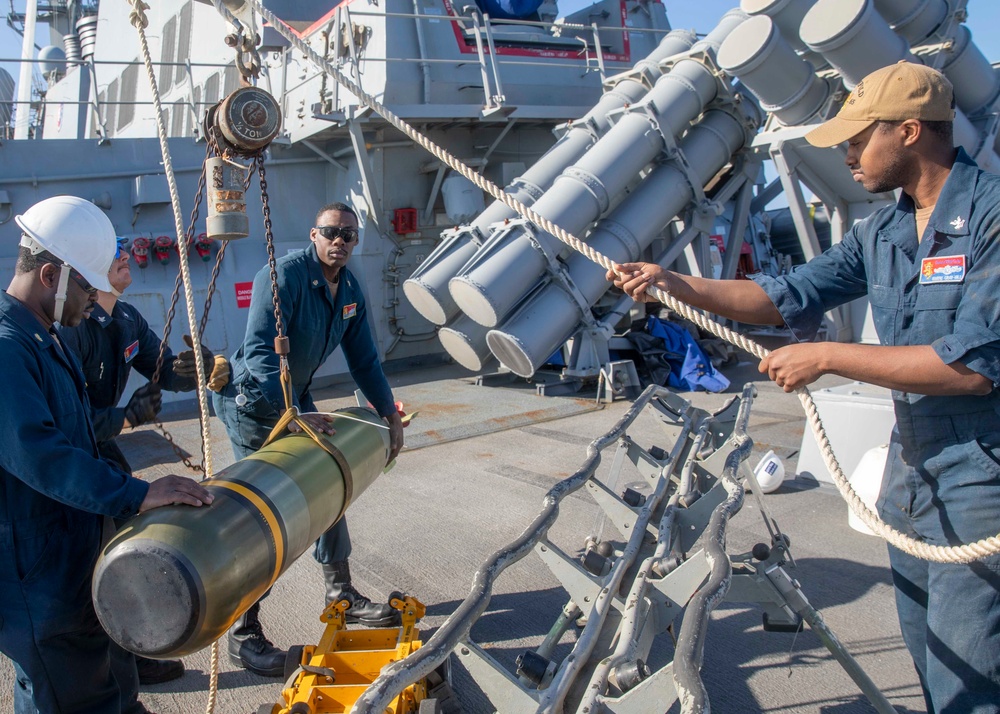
[{"x1": 915, "y1": 205, "x2": 935, "y2": 243}]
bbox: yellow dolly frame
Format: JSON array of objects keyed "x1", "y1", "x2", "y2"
[{"x1": 257, "y1": 594, "x2": 455, "y2": 714}]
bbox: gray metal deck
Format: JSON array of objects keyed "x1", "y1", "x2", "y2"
[{"x1": 0, "y1": 363, "x2": 924, "y2": 713}]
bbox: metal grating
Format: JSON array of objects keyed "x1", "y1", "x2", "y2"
[
  {"x1": 175, "y1": 2, "x2": 192, "y2": 86},
  {"x1": 118, "y1": 62, "x2": 138, "y2": 131},
  {"x1": 171, "y1": 100, "x2": 185, "y2": 136},
  {"x1": 188, "y1": 85, "x2": 201, "y2": 136},
  {"x1": 223, "y1": 62, "x2": 240, "y2": 98},
  {"x1": 105, "y1": 79, "x2": 118, "y2": 138},
  {"x1": 160, "y1": 16, "x2": 176, "y2": 94},
  {"x1": 204, "y1": 73, "x2": 220, "y2": 108}
]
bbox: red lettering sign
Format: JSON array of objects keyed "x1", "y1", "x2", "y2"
[{"x1": 235, "y1": 281, "x2": 254, "y2": 309}]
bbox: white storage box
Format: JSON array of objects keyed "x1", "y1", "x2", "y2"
[{"x1": 795, "y1": 381, "x2": 896, "y2": 485}]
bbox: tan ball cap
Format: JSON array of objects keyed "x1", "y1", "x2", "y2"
[{"x1": 805, "y1": 60, "x2": 955, "y2": 148}]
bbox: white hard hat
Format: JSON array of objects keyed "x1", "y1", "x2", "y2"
[{"x1": 15, "y1": 195, "x2": 115, "y2": 292}]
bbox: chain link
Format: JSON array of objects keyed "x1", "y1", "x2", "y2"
[
  {"x1": 257, "y1": 154, "x2": 286, "y2": 341},
  {"x1": 140, "y1": 141, "x2": 211, "y2": 472}
]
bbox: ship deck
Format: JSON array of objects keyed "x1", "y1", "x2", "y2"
[{"x1": 0, "y1": 362, "x2": 925, "y2": 713}]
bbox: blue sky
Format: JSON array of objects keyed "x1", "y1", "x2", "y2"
[{"x1": 3, "y1": 1, "x2": 999, "y2": 99}]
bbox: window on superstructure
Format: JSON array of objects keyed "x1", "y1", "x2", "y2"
[
  {"x1": 161, "y1": 16, "x2": 176, "y2": 93},
  {"x1": 175, "y1": 2, "x2": 192, "y2": 86},
  {"x1": 171, "y1": 100, "x2": 185, "y2": 136},
  {"x1": 118, "y1": 62, "x2": 138, "y2": 130},
  {"x1": 105, "y1": 78, "x2": 119, "y2": 139}
]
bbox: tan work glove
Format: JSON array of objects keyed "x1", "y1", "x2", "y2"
[{"x1": 207, "y1": 354, "x2": 231, "y2": 392}]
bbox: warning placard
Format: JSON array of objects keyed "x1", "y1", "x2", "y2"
[{"x1": 235, "y1": 281, "x2": 254, "y2": 309}]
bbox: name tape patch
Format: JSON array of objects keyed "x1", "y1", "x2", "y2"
[{"x1": 920, "y1": 255, "x2": 966, "y2": 284}]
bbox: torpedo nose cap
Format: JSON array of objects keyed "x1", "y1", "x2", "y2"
[{"x1": 93, "y1": 539, "x2": 203, "y2": 657}]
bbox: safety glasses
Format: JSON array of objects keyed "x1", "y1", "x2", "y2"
[
  {"x1": 115, "y1": 236, "x2": 129, "y2": 260},
  {"x1": 314, "y1": 225, "x2": 359, "y2": 244},
  {"x1": 69, "y1": 269, "x2": 98, "y2": 296}
]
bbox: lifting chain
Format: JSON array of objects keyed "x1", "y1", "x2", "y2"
[
  {"x1": 256, "y1": 156, "x2": 294, "y2": 414},
  {"x1": 146, "y1": 138, "x2": 251, "y2": 473}
]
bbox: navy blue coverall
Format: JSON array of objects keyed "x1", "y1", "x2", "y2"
[
  {"x1": 0, "y1": 291, "x2": 149, "y2": 713},
  {"x1": 58, "y1": 300, "x2": 192, "y2": 473},
  {"x1": 753, "y1": 148, "x2": 1000, "y2": 713},
  {"x1": 212, "y1": 244, "x2": 395, "y2": 564}
]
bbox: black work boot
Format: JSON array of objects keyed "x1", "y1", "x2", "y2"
[
  {"x1": 227, "y1": 602, "x2": 286, "y2": 677},
  {"x1": 135, "y1": 655, "x2": 184, "y2": 684},
  {"x1": 323, "y1": 560, "x2": 402, "y2": 628}
]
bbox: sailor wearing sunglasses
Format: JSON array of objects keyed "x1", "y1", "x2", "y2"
[{"x1": 213, "y1": 201, "x2": 405, "y2": 676}]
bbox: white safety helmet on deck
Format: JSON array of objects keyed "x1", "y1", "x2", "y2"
[{"x1": 15, "y1": 195, "x2": 116, "y2": 293}]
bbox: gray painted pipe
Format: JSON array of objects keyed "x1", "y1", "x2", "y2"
[
  {"x1": 800, "y1": 0, "x2": 914, "y2": 88},
  {"x1": 718, "y1": 15, "x2": 830, "y2": 126},
  {"x1": 438, "y1": 313, "x2": 495, "y2": 371},
  {"x1": 938, "y1": 24, "x2": 1000, "y2": 117},
  {"x1": 449, "y1": 56, "x2": 725, "y2": 328},
  {"x1": 872, "y1": 0, "x2": 947, "y2": 45},
  {"x1": 486, "y1": 109, "x2": 750, "y2": 378},
  {"x1": 401, "y1": 31, "x2": 696, "y2": 326},
  {"x1": 740, "y1": 0, "x2": 827, "y2": 69}
]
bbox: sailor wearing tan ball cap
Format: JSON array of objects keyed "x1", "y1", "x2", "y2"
[
  {"x1": 609, "y1": 61, "x2": 1000, "y2": 712},
  {"x1": 805, "y1": 59, "x2": 956, "y2": 147}
]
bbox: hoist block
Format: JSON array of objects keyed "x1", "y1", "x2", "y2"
[
  {"x1": 216, "y1": 85, "x2": 282, "y2": 154},
  {"x1": 92, "y1": 407, "x2": 389, "y2": 659},
  {"x1": 206, "y1": 156, "x2": 250, "y2": 241}
]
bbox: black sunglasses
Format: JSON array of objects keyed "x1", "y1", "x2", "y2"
[
  {"x1": 314, "y1": 225, "x2": 359, "y2": 243},
  {"x1": 40, "y1": 258, "x2": 98, "y2": 295},
  {"x1": 69, "y1": 269, "x2": 98, "y2": 295}
]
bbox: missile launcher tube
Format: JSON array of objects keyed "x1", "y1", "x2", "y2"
[
  {"x1": 800, "y1": 0, "x2": 915, "y2": 89},
  {"x1": 448, "y1": 55, "x2": 728, "y2": 328},
  {"x1": 91, "y1": 407, "x2": 389, "y2": 659},
  {"x1": 402, "y1": 90, "x2": 629, "y2": 326},
  {"x1": 871, "y1": 0, "x2": 947, "y2": 45},
  {"x1": 401, "y1": 30, "x2": 697, "y2": 327},
  {"x1": 740, "y1": 0, "x2": 828, "y2": 68},
  {"x1": 718, "y1": 15, "x2": 830, "y2": 126},
  {"x1": 938, "y1": 24, "x2": 1000, "y2": 117},
  {"x1": 799, "y1": 0, "x2": 1000, "y2": 172},
  {"x1": 438, "y1": 313, "x2": 496, "y2": 371},
  {"x1": 486, "y1": 109, "x2": 750, "y2": 377}
]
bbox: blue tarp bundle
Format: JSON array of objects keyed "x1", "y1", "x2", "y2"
[{"x1": 642, "y1": 316, "x2": 730, "y2": 393}]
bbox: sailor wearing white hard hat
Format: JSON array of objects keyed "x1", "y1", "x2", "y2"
[{"x1": 0, "y1": 195, "x2": 213, "y2": 712}]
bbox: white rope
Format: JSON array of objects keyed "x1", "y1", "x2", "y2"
[
  {"x1": 126, "y1": 1, "x2": 222, "y2": 710},
  {"x1": 242, "y1": 1, "x2": 1000, "y2": 564}
]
